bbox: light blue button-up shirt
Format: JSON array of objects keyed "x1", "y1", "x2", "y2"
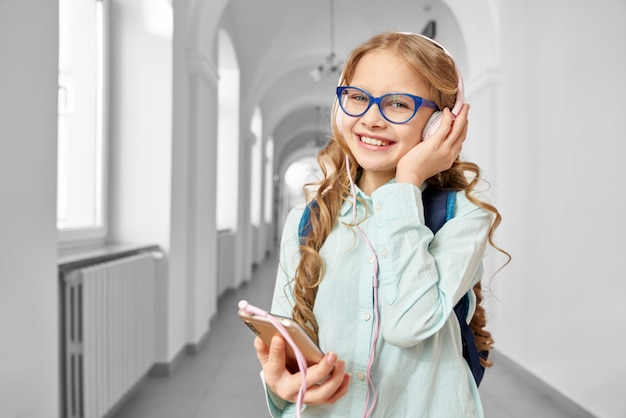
[{"x1": 263, "y1": 182, "x2": 493, "y2": 417}]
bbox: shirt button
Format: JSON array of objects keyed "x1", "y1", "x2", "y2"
[
  {"x1": 368, "y1": 255, "x2": 375, "y2": 263},
  {"x1": 381, "y1": 249, "x2": 388, "y2": 258},
  {"x1": 357, "y1": 372, "x2": 366, "y2": 381},
  {"x1": 375, "y1": 202, "x2": 383, "y2": 212},
  {"x1": 362, "y1": 312, "x2": 371, "y2": 321}
]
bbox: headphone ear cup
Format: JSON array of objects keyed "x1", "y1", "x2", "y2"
[{"x1": 422, "y1": 111, "x2": 443, "y2": 141}]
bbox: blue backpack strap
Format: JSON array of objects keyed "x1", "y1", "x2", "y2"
[
  {"x1": 422, "y1": 186, "x2": 487, "y2": 386},
  {"x1": 422, "y1": 186, "x2": 454, "y2": 234},
  {"x1": 298, "y1": 201, "x2": 318, "y2": 245},
  {"x1": 454, "y1": 294, "x2": 487, "y2": 386}
]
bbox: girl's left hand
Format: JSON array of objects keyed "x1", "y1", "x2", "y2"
[
  {"x1": 254, "y1": 336, "x2": 351, "y2": 406},
  {"x1": 396, "y1": 103, "x2": 469, "y2": 186}
]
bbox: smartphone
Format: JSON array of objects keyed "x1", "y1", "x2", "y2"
[{"x1": 238, "y1": 308, "x2": 324, "y2": 373}]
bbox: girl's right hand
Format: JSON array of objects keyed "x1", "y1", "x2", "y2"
[
  {"x1": 254, "y1": 336, "x2": 351, "y2": 405},
  {"x1": 396, "y1": 104, "x2": 470, "y2": 187}
]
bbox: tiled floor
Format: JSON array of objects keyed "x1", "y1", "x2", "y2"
[{"x1": 110, "y1": 251, "x2": 595, "y2": 418}]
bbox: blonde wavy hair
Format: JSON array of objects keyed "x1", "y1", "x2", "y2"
[{"x1": 291, "y1": 32, "x2": 509, "y2": 368}]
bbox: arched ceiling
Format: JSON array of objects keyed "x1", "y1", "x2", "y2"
[{"x1": 205, "y1": 0, "x2": 494, "y2": 172}]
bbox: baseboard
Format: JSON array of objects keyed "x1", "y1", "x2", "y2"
[
  {"x1": 185, "y1": 326, "x2": 211, "y2": 355},
  {"x1": 148, "y1": 326, "x2": 211, "y2": 376},
  {"x1": 490, "y1": 350, "x2": 597, "y2": 418},
  {"x1": 103, "y1": 374, "x2": 150, "y2": 418},
  {"x1": 146, "y1": 288, "x2": 233, "y2": 377},
  {"x1": 149, "y1": 346, "x2": 185, "y2": 377}
]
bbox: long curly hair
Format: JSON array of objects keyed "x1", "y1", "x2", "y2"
[{"x1": 291, "y1": 32, "x2": 509, "y2": 369}]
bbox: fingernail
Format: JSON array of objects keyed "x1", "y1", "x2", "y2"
[{"x1": 326, "y1": 352, "x2": 338, "y2": 366}]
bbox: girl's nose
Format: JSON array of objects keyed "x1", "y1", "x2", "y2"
[{"x1": 360, "y1": 103, "x2": 386, "y2": 128}]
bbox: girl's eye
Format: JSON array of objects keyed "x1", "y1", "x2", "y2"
[
  {"x1": 350, "y1": 92, "x2": 368, "y2": 102},
  {"x1": 390, "y1": 100, "x2": 408, "y2": 108},
  {"x1": 385, "y1": 95, "x2": 414, "y2": 111}
]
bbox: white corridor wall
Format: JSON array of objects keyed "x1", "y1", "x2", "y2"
[
  {"x1": 488, "y1": 2, "x2": 626, "y2": 417},
  {"x1": 0, "y1": 1, "x2": 60, "y2": 416}
]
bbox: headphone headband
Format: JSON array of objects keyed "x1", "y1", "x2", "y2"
[{"x1": 403, "y1": 32, "x2": 465, "y2": 117}]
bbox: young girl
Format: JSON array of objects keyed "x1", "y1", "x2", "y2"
[{"x1": 252, "y1": 32, "x2": 507, "y2": 417}]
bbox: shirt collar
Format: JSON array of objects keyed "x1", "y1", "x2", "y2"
[
  {"x1": 338, "y1": 178, "x2": 428, "y2": 216},
  {"x1": 339, "y1": 178, "x2": 397, "y2": 216}
]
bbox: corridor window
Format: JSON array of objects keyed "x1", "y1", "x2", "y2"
[{"x1": 57, "y1": 0, "x2": 108, "y2": 243}]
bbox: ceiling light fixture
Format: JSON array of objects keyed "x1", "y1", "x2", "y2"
[{"x1": 310, "y1": 0, "x2": 342, "y2": 82}]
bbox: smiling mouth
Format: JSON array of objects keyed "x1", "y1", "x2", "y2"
[{"x1": 360, "y1": 136, "x2": 393, "y2": 147}]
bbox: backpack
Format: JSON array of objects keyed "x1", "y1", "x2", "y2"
[{"x1": 297, "y1": 186, "x2": 488, "y2": 386}]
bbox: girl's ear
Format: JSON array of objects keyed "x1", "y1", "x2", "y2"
[{"x1": 334, "y1": 107, "x2": 343, "y2": 131}]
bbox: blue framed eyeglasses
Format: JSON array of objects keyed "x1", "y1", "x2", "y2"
[{"x1": 336, "y1": 86, "x2": 439, "y2": 124}]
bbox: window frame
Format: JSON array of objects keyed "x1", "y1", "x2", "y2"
[{"x1": 57, "y1": 0, "x2": 110, "y2": 248}]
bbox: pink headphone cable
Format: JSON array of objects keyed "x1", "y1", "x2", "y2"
[{"x1": 238, "y1": 300, "x2": 309, "y2": 417}]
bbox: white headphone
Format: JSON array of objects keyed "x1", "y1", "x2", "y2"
[{"x1": 411, "y1": 33, "x2": 465, "y2": 140}]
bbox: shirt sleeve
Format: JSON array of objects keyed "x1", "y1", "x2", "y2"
[
  {"x1": 260, "y1": 207, "x2": 306, "y2": 417},
  {"x1": 270, "y1": 206, "x2": 304, "y2": 316},
  {"x1": 370, "y1": 182, "x2": 493, "y2": 347},
  {"x1": 260, "y1": 371, "x2": 301, "y2": 417}
]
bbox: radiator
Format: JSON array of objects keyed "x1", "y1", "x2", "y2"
[{"x1": 62, "y1": 252, "x2": 158, "y2": 418}]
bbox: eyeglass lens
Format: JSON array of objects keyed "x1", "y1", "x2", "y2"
[{"x1": 339, "y1": 87, "x2": 417, "y2": 123}]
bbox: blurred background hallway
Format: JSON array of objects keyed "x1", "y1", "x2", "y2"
[{"x1": 1, "y1": 1, "x2": 625, "y2": 417}]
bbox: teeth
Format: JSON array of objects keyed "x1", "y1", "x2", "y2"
[{"x1": 361, "y1": 136, "x2": 386, "y2": 146}]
